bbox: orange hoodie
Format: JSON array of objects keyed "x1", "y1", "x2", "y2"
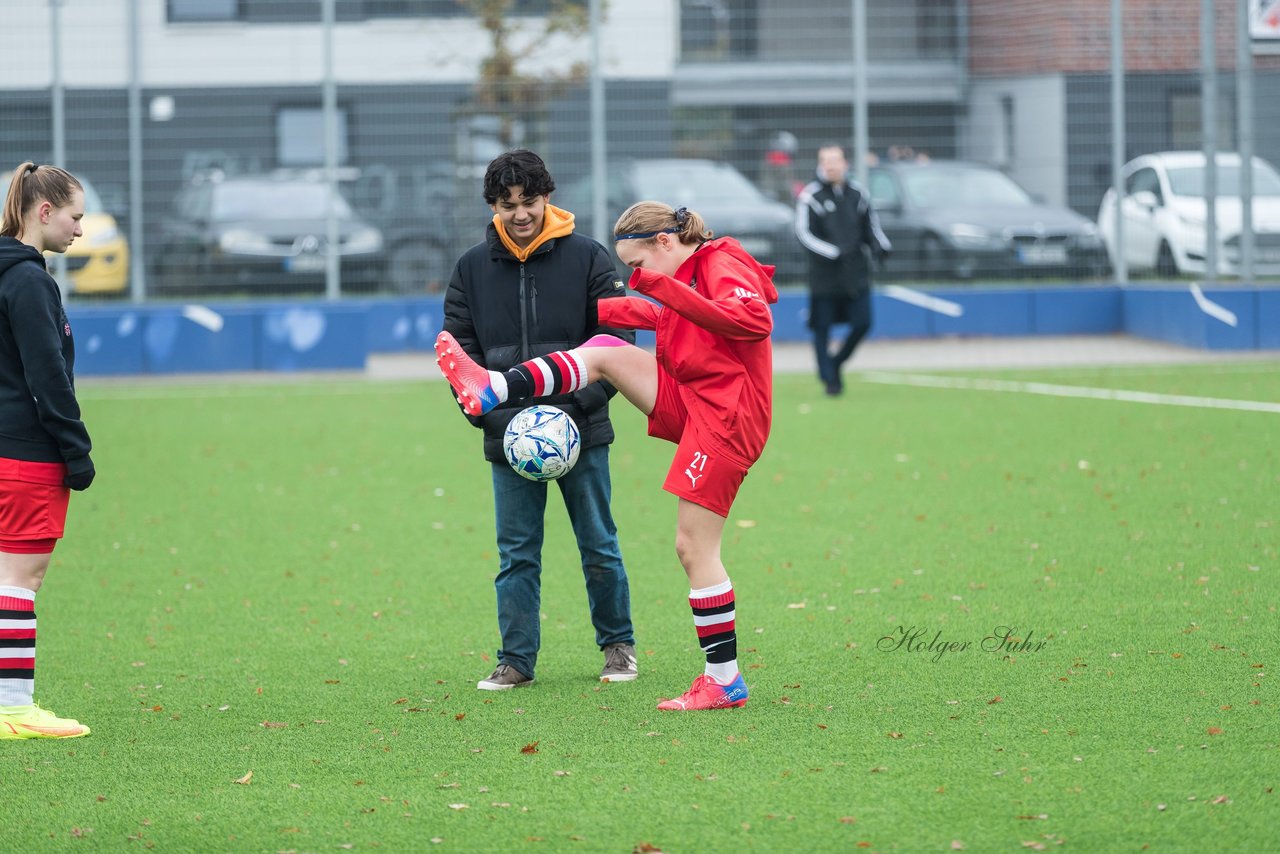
[{"x1": 492, "y1": 203, "x2": 576, "y2": 262}]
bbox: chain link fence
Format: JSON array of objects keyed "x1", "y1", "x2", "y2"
[{"x1": 4, "y1": 0, "x2": 1279, "y2": 304}]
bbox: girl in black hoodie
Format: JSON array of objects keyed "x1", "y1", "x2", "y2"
[{"x1": 0, "y1": 162, "x2": 94, "y2": 739}]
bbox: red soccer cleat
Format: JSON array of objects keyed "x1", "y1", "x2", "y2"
[
  {"x1": 656, "y1": 673, "x2": 749, "y2": 711},
  {"x1": 435, "y1": 332, "x2": 500, "y2": 416}
]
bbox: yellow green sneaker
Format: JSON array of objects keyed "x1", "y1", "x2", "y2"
[{"x1": 0, "y1": 704, "x2": 91, "y2": 739}]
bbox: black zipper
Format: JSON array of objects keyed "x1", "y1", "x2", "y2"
[{"x1": 519, "y1": 262, "x2": 530, "y2": 360}]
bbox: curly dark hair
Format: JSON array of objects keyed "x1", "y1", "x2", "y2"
[{"x1": 482, "y1": 149, "x2": 556, "y2": 205}]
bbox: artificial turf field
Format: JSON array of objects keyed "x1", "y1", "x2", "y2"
[{"x1": 2, "y1": 358, "x2": 1277, "y2": 852}]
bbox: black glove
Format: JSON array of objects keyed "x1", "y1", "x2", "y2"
[{"x1": 64, "y1": 456, "x2": 95, "y2": 491}]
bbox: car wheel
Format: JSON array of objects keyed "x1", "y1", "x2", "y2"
[
  {"x1": 387, "y1": 239, "x2": 451, "y2": 294},
  {"x1": 1155, "y1": 241, "x2": 1179, "y2": 278}
]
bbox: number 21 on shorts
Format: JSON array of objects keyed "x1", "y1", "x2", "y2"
[{"x1": 683, "y1": 450, "x2": 708, "y2": 489}]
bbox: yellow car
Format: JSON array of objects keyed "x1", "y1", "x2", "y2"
[{"x1": 3, "y1": 172, "x2": 130, "y2": 296}]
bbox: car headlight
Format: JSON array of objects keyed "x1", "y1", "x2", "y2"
[
  {"x1": 85, "y1": 224, "x2": 119, "y2": 247},
  {"x1": 344, "y1": 227, "x2": 383, "y2": 254},
  {"x1": 948, "y1": 223, "x2": 996, "y2": 248},
  {"x1": 219, "y1": 228, "x2": 273, "y2": 254},
  {"x1": 1077, "y1": 222, "x2": 1104, "y2": 247}
]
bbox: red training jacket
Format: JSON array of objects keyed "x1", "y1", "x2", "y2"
[{"x1": 598, "y1": 237, "x2": 778, "y2": 462}]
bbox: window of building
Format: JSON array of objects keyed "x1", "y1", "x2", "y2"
[
  {"x1": 170, "y1": 0, "x2": 585, "y2": 23},
  {"x1": 277, "y1": 107, "x2": 349, "y2": 167},
  {"x1": 1169, "y1": 90, "x2": 1235, "y2": 151},
  {"x1": 168, "y1": 0, "x2": 241, "y2": 22}
]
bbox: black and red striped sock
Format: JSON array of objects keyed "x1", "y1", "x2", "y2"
[
  {"x1": 690, "y1": 579, "x2": 738, "y2": 684},
  {"x1": 0, "y1": 587, "x2": 36, "y2": 708},
  {"x1": 502, "y1": 349, "x2": 589, "y2": 401}
]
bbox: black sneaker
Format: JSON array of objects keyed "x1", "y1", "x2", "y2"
[
  {"x1": 477, "y1": 663, "x2": 533, "y2": 691},
  {"x1": 599, "y1": 643, "x2": 638, "y2": 682}
]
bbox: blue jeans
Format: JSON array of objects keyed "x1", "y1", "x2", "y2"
[{"x1": 490, "y1": 444, "x2": 633, "y2": 680}]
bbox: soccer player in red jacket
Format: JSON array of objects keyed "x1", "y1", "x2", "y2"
[{"x1": 438, "y1": 201, "x2": 777, "y2": 711}]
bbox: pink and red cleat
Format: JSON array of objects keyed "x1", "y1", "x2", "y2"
[
  {"x1": 657, "y1": 673, "x2": 749, "y2": 711},
  {"x1": 435, "y1": 332, "x2": 500, "y2": 416}
]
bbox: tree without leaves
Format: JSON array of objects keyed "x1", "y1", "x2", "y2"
[{"x1": 459, "y1": 0, "x2": 598, "y2": 147}]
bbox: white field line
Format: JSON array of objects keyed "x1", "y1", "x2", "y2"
[
  {"x1": 181, "y1": 305, "x2": 226, "y2": 333},
  {"x1": 1189, "y1": 283, "x2": 1239, "y2": 327},
  {"x1": 858, "y1": 371, "x2": 1280, "y2": 414},
  {"x1": 881, "y1": 285, "x2": 964, "y2": 317}
]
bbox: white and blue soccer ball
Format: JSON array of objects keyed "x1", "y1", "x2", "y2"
[{"x1": 503, "y1": 405, "x2": 581, "y2": 482}]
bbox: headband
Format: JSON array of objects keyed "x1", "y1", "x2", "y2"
[
  {"x1": 616, "y1": 207, "x2": 690, "y2": 241},
  {"x1": 616, "y1": 227, "x2": 679, "y2": 241}
]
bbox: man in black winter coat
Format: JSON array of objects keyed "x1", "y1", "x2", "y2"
[
  {"x1": 441, "y1": 150, "x2": 638, "y2": 691},
  {"x1": 794, "y1": 144, "x2": 892, "y2": 396}
]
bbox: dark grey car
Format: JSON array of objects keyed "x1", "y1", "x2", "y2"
[
  {"x1": 153, "y1": 174, "x2": 386, "y2": 295},
  {"x1": 557, "y1": 158, "x2": 805, "y2": 282},
  {"x1": 866, "y1": 160, "x2": 1110, "y2": 280}
]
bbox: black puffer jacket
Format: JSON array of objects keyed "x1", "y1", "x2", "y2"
[
  {"x1": 0, "y1": 236, "x2": 93, "y2": 472},
  {"x1": 442, "y1": 216, "x2": 633, "y2": 464}
]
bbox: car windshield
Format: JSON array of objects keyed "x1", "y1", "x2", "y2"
[
  {"x1": 899, "y1": 166, "x2": 1033, "y2": 208},
  {"x1": 631, "y1": 162, "x2": 767, "y2": 207},
  {"x1": 1166, "y1": 162, "x2": 1280, "y2": 197},
  {"x1": 212, "y1": 181, "x2": 353, "y2": 221}
]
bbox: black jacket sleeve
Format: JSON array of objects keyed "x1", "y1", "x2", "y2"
[
  {"x1": 9, "y1": 276, "x2": 92, "y2": 466},
  {"x1": 573, "y1": 244, "x2": 634, "y2": 416},
  {"x1": 441, "y1": 257, "x2": 484, "y2": 428}
]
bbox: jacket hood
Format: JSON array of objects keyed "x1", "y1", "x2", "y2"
[
  {"x1": 492, "y1": 203, "x2": 576, "y2": 262},
  {"x1": 0, "y1": 236, "x2": 45, "y2": 280},
  {"x1": 704, "y1": 236, "x2": 779, "y2": 304}
]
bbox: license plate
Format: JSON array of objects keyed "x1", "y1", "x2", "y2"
[
  {"x1": 285, "y1": 254, "x2": 326, "y2": 273},
  {"x1": 1017, "y1": 245, "x2": 1068, "y2": 265}
]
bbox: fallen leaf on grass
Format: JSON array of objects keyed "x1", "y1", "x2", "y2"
[
  {"x1": 447, "y1": 803, "x2": 468, "y2": 810},
  {"x1": 988, "y1": 696, "x2": 1003, "y2": 705},
  {"x1": 839, "y1": 816, "x2": 856, "y2": 824},
  {"x1": 1206, "y1": 727, "x2": 1223, "y2": 736},
  {"x1": 260, "y1": 721, "x2": 287, "y2": 728},
  {"x1": 233, "y1": 771, "x2": 253, "y2": 785},
  {"x1": 521, "y1": 741, "x2": 540, "y2": 754},
  {"x1": 951, "y1": 842, "x2": 965, "y2": 850}
]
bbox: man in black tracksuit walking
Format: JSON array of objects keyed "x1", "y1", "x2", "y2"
[
  {"x1": 441, "y1": 149, "x2": 637, "y2": 691},
  {"x1": 794, "y1": 144, "x2": 892, "y2": 396}
]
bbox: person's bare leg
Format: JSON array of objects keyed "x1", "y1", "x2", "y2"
[
  {"x1": 0, "y1": 551, "x2": 51, "y2": 593},
  {"x1": 673, "y1": 498, "x2": 727, "y2": 590}
]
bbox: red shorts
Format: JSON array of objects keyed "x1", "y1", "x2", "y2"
[
  {"x1": 647, "y1": 371, "x2": 751, "y2": 518},
  {"x1": 0, "y1": 458, "x2": 69, "y2": 554}
]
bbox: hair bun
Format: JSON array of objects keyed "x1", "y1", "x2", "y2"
[{"x1": 674, "y1": 206, "x2": 689, "y2": 225}]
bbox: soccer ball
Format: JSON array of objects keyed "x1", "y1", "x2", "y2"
[{"x1": 503, "y1": 405, "x2": 581, "y2": 482}]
